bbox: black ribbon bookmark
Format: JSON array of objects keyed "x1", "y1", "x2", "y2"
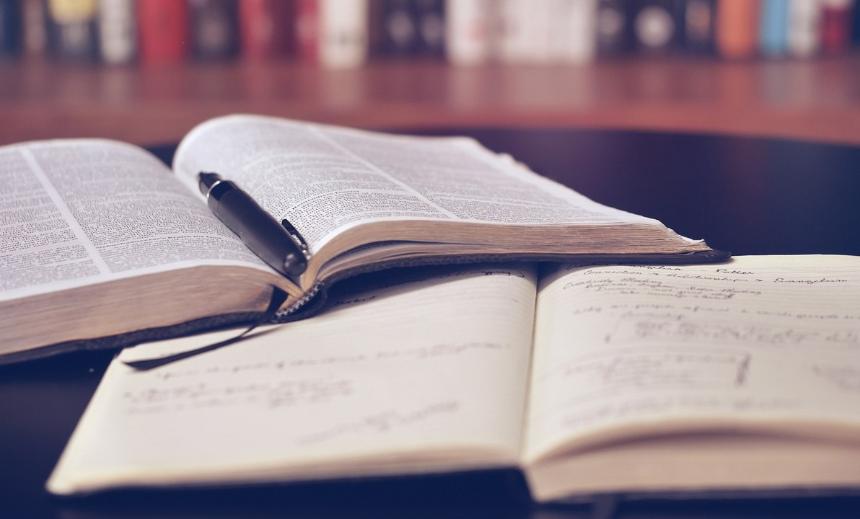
[{"x1": 122, "y1": 286, "x2": 288, "y2": 371}]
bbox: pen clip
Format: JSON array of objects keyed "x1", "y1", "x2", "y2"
[{"x1": 281, "y1": 218, "x2": 311, "y2": 260}]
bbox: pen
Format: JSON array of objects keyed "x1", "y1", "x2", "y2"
[{"x1": 198, "y1": 172, "x2": 309, "y2": 281}]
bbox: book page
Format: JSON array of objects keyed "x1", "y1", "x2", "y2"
[
  {"x1": 173, "y1": 115, "x2": 657, "y2": 252},
  {"x1": 48, "y1": 266, "x2": 537, "y2": 495},
  {"x1": 0, "y1": 140, "x2": 270, "y2": 302},
  {"x1": 525, "y1": 256, "x2": 860, "y2": 462}
]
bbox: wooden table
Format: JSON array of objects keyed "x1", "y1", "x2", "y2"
[
  {"x1": 2, "y1": 127, "x2": 860, "y2": 518},
  {"x1": 1, "y1": 57, "x2": 860, "y2": 147}
]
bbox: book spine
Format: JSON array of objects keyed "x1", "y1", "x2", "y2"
[
  {"x1": 239, "y1": 0, "x2": 292, "y2": 60},
  {"x1": 22, "y1": 0, "x2": 48, "y2": 58},
  {"x1": 821, "y1": 0, "x2": 854, "y2": 54},
  {"x1": 319, "y1": 0, "x2": 368, "y2": 68},
  {"x1": 854, "y1": 0, "x2": 860, "y2": 45},
  {"x1": 98, "y1": 0, "x2": 136, "y2": 64},
  {"x1": 137, "y1": 0, "x2": 188, "y2": 65},
  {"x1": 760, "y1": 0, "x2": 789, "y2": 55},
  {"x1": 445, "y1": 0, "x2": 493, "y2": 65},
  {"x1": 597, "y1": 0, "x2": 632, "y2": 56},
  {"x1": 632, "y1": 0, "x2": 681, "y2": 54},
  {"x1": 415, "y1": 0, "x2": 445, "y2": 57},
  {"x1": 0, "y1": 0, "x2": 22, "y2": 57},
  {"x1": 295, "y1": 0, "x2": 319, "y2": 62},
  {"x1": 189, "y1": 0, "x2": 238, "y2": 60},
  {"x1": 499, "y1": 0, "x2": 552, "y2": 63},
  {"x1": 47, "y1": 0, "x2": 98, "y2": 61},
  {"x1": 378, "y1": 0, "x2": 418, "y2": 57},
  {"x1": 548, "y1": 0, "x2": 596, "y2": 63},
  {"x1": 681, "y1": 0, "x2": 716, "y2": 53},
  {"x1": 716, "y1": 0, "x2": 760, "y2": 58},
  {"x1": 498, "y1": 0, "x2": 524, "y2": 62},
  {"x1": 788, "y1": 0, "x2": 822, "y2": 57}
]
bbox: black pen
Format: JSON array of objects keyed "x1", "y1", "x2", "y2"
[{"x1": 198, "y1": 172, "x2": 309, "y2": 281}]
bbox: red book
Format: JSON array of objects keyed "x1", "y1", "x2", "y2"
[
  {"x1": 295, "y1": 0, "x2": 318, "y2": 62},
  {"x1": 821, "y1": 0, "x2": 853, "y2": 54},
  {"x1": 239, "y1": 0, "x2": 293, "y2": 60},
  {"x1": 137, "y1": 0, "x2": 189, "y2": 65}
]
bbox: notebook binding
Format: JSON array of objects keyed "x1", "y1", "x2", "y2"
[{"x1": 274, "y1": 282, "x2": 322, "y2": 320}]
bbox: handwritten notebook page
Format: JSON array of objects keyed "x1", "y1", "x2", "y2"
[
  {"x1": 525, "y1": 255, "x2": 860, "y2": 462},
  {"x1": 48, "y1": 267, "x2": 537, "y2": 495}
]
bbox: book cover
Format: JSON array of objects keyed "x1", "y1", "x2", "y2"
[{"x1": 137, "y1": 0, "x2": 188, "y2": 65}]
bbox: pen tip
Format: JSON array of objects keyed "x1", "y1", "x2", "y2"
[{"x1": 198, "y1": 172, "x2": 221, "y2": 195}]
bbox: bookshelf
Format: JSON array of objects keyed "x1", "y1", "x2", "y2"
[{"x1": 1, "y1": 55, "x2": 859, "y2": 146}]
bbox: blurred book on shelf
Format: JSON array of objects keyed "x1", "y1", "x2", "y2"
[
  {"x1": 46, "y1": 0, "x2": 99, "y2": 61},
  {"x1": 98, "y1": 0, "x2": 135, "y2": 64},
  {"x1": 0, "y1": 0, "x2": 856, "y2": 67},
  {"x1": 137, "y1": 0, "x2": 187, "y2": 64},
  {"x1": 0, "y1": 0, "x2": 22, "y2": 57},
  {"x1": 189, "y1": 0, "x2": 238, "y2": 60}
]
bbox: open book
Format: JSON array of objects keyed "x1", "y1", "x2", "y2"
[
  {"x1": 47, "y1": 255, "x2": 860, "y2": 500},
  {"x1": 0, "y1": 115, "x2": 721, "y2": 364}
]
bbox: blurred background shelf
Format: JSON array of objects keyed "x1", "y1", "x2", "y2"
[{"x1": 2, "y1": 55, "x2": 860, "y2": 146}]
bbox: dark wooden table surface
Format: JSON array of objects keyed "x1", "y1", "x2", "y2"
[{"x1": 2, "y1": 128, "x2": 860, "y2": 518}]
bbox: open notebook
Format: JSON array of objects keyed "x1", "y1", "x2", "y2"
[{"x1": 48, "y1": 255, "x2": 860, "y2": 501}]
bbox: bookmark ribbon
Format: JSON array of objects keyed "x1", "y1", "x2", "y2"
[{"x1": 121, "y1": 286, "x2": 288, "y2": 371}]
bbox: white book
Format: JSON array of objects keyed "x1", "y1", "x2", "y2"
[
  {"x1": 320, "y1": 0, "x2": 369, "y2": 68},
  {"x1": 788, "y1": 0, "x2": 823, "y2": 57},
  {"x1": 499, "y1": 0, "x2": 553, "y2": 63},
  {"x1": 98, "y1": 0, "x2": 136, "y2": 64},
  {"x1": 548, "y1": 0, "x2": 597, "y2": 63},
  {"x1": 445, "y1": 0, "x2": 495, "y2": 65}
]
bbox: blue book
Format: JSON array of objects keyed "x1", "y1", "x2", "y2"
[
  {"x1": 760, "y1": 0, "x2": 789, "y2": 55},
  {"x1": 0, "y1": 0, "x2": 21, "y2": 56}
]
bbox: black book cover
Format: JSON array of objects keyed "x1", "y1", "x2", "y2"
[
  {"x1": 597, "y1": 0, "x2": 632, "y2": 56},
  {"x1": 190, "y1": 0, "x2": 238, "y2": 60},
  {"x1": 853, "y1": 0, "x2": 860, "y2": 46},
  {"x1": 680, "y1": 0, "x2": 716, "y2": 54},
  {"x1": 414, "y1": 0, "x2": 444, "y2": 57},
  {"x1": 377, "y1": 0, "x2": 418, "y2": 57}
]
